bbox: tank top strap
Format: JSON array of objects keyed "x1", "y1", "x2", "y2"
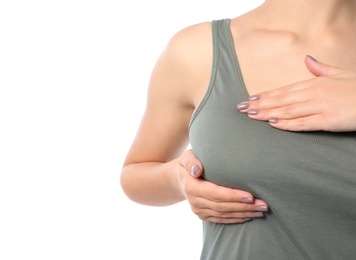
[
  {"x1": 189, "y1": 18, "x2": 248, "y2": 129},
  {"x1": 212, "y1": 19, "x2": 249, "y2": 100}
]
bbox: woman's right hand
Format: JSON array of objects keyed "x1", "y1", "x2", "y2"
[{"x1": 176, "y1": 150, "x2": 269, "y2": 224}]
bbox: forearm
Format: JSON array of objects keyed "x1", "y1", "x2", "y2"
[{"x1": 120, "y1": 159, "x2": 185, "y2": 206}]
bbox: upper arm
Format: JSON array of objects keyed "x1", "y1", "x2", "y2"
[{"x1": 124, "y1": 22, "x2": 213, "y2": 165}]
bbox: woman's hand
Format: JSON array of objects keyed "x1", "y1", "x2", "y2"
[
  {"x1": 237, "y1": 55, "x2": 356, "y2": 132},
  {"x1": 175, "y1": 150, "x2": 268, "y2": 224}
]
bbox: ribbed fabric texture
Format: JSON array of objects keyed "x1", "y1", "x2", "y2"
[{"x1": 189, "y1": 19, "x2": 356, "y2": 260}]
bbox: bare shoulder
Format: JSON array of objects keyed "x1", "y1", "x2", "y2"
[
  {"x1": 124, "y1": 22, "x2": 214, "y2": 164},
  {"x1": 164, "y1": 21, "x2": 212, "y2": 66},
  {"x1": 172, "y1": 22, "x2": 213, "y2": 68},
  {"x1": 150, "y1": 22, "x2": 213, "y2": 107}
]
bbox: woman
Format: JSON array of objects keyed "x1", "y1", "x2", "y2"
[{"x1": 121, "y1": 0, "x2": 356, "y2": 259}]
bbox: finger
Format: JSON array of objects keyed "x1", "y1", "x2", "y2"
[
  {"x1": 192, "y1": 200, "x2": 269, "y2": 223},
  {"x1": 196, "y1": 208, "x2": 265, "y2": 221},
  {"x1": 192, "y1": 202, "x2": 264, "y2": 216},
  {"x1": 180, "y1": 149, "x2": 204, "y2": 177},
  {"x1": 247, "y1": 101, "x2": 323, "y2": 122},
  {"x1": 190, "y1": 201, "x2": 267, "y2": 223},
  {"x1": 190, "y1": 180, "x2": 255, "y2": 203},
  {"x1": 246, "y1": 78, "x2": 313, "y2": 102},
  {"x1": 268, "y1": 114, "x2": 328, "y2": 131},
  {"x1": 203, "y1": 216, "x2": 252, "y2": 224},
  {"x1": 238, "y1": 88, "x2": 313, "y2": 115},
  {"x1": 194, "y1": 198, "x2": 268, "y2": 213},
  {"x1": 305, "y1": 55, "x2": 343, "y2": 77}
]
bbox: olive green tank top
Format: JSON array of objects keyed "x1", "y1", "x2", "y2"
[{"x1": 189, "y1": 19, "x2": 356, "y2": 260}]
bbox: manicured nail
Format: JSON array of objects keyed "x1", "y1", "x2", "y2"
[
  {"x1": 242, "y1": 197, "x2": 254, "y2": 203},
  {"x1": 252, "y1": 212, "x2": 264, "y2": 217},
  {"x1": 248, "y1": 110, "x2": 259, "y2": 116},
  {"x1": 256, "y1": 205, "x2": 268, "y2": 212},
  {"x1": 191, "y1": 164, "x2": 200, "y2": 176},
  {"x1": 269, "y1": 118, "x2": 279, "y2": 124},
  {"x1": 248, "y1": 95, "x2": 260, "y2": 101},
  {"x1": 237, "y1": 102, "x2": 249, "y2": 110},
  {"x1": 306, "y1": 55, "x2": 318, "y2": 62}
]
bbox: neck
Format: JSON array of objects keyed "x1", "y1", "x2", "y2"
[{"x1": 257, "y1": 0, "x2": 356, "y2": 35}]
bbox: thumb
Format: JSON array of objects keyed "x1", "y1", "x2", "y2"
[
  {"x1": 305, "y1": 55, "x2": 342, "y2": 76},
  {"x1": 182, "y1": 149, "x2": 204, "y2": 178},
  {"x1": 190, "y1": 164, "x2": 203, "y2": 178}
]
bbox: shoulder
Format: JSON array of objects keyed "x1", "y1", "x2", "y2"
[
  {"x1": 167, "y1": 22, "x2": 212, "y2": 53},
  {"x1": 160, "y1": 21, "x2": 213, "y2": 72},
  {"x1": 149, "y1": 21, "x2": 214, "y2": 107}
]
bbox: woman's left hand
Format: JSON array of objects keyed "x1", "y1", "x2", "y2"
[{"x1": 237, "y1": 55, "x2": 356, "y2": 132}]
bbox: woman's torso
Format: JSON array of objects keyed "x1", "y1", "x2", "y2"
[{"x1": 189, "y1": 19, "x2": 356, "y2": 260}]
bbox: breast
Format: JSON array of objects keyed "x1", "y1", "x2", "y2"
[
  {"x1": 189, "y1": 100, "x2": 356, "y2": 257},
  {"x1": 189, "y1": 98, "x2": 356, "y2": 208}
]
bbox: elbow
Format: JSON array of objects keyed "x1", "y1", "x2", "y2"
[
  {"x1": 120, "y1": 166, "x2": 131, "y2": 200},
  {"x1": 120, "y1": 164, "x2": 142, "y2": 204}
]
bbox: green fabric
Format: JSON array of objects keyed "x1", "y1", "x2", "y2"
[{"x1": 189, "y1": 19, "x2": 356, "y2": 260}]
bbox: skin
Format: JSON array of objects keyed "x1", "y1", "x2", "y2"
[
  {"x1": 238, "y1": 57, "x2": 356, "y2": 132},
  {"x1": 121, "y1": 0, "x2": 356, "y2": 224}
]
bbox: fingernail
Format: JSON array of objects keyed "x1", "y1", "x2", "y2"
[
  {"x1": 191, "y1": 164, "x2": 200, "y2": 176},
  {"x1": 243, "y1": 218, "x2": 252, "y2": 222},
  {"x1": 306, "y1": 55, "x2": 318, "y2": 62},
  {"x1": 248, "y1": 95, "x2": 260, "y2": 101},
  {"x1": 248, "y1": 110, "x2": 259, "y2": 116},
  {"x1": 252, "y1": 212, "x2": 264, "y2": 217},
  {"x1": 269, "y1": 118, "x2": 278, "y2": 124},
  {"x1": 237, "y1": 102, "x2": 249, "y2": 110},
  {"x1": 242, "y1": 197, "x2": 254, "y2": 203},
  {"x1": 256, "y1": 205, "x2": 268, "y2": 212}
]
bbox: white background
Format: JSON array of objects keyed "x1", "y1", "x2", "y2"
[{"x1": 0, "y1": 1, "x2": 263, "y2": 259}]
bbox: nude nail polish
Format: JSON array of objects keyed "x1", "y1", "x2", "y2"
[
  {"x1": 248, "y1": 110, "x2": 259, "y2": 116},
  {"x1": 248, "y1": 95, "x2": 260, "y2": 101},
  {"x1": 242, "y1": 197, "x2": 254, "y2": 203},
  {"x1": 306, "y1": 55, "x2": 318, "y2": 62},
  {"x1": 237, "y1": 102, "x2": 249, "y2": 110},
  {"x1": 269, "y1": 118, "x2": 279, "y2": 124},
  {"x1": 191, "y1": 164, "x2": 200, "y2": 176},
  {"x1": 252, "y1": 212, "x2": 264, "y2": 217},
  {"x1": 256, "y1": 205, "x2": 268, "y2": 212}
]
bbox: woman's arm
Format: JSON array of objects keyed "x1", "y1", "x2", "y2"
[
  {"x1": 120, "y1": 24, "x2": 201, "y2": 206},
  {"x1": 120, "y1": 23, "x2": 268, "y2": 223}
]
